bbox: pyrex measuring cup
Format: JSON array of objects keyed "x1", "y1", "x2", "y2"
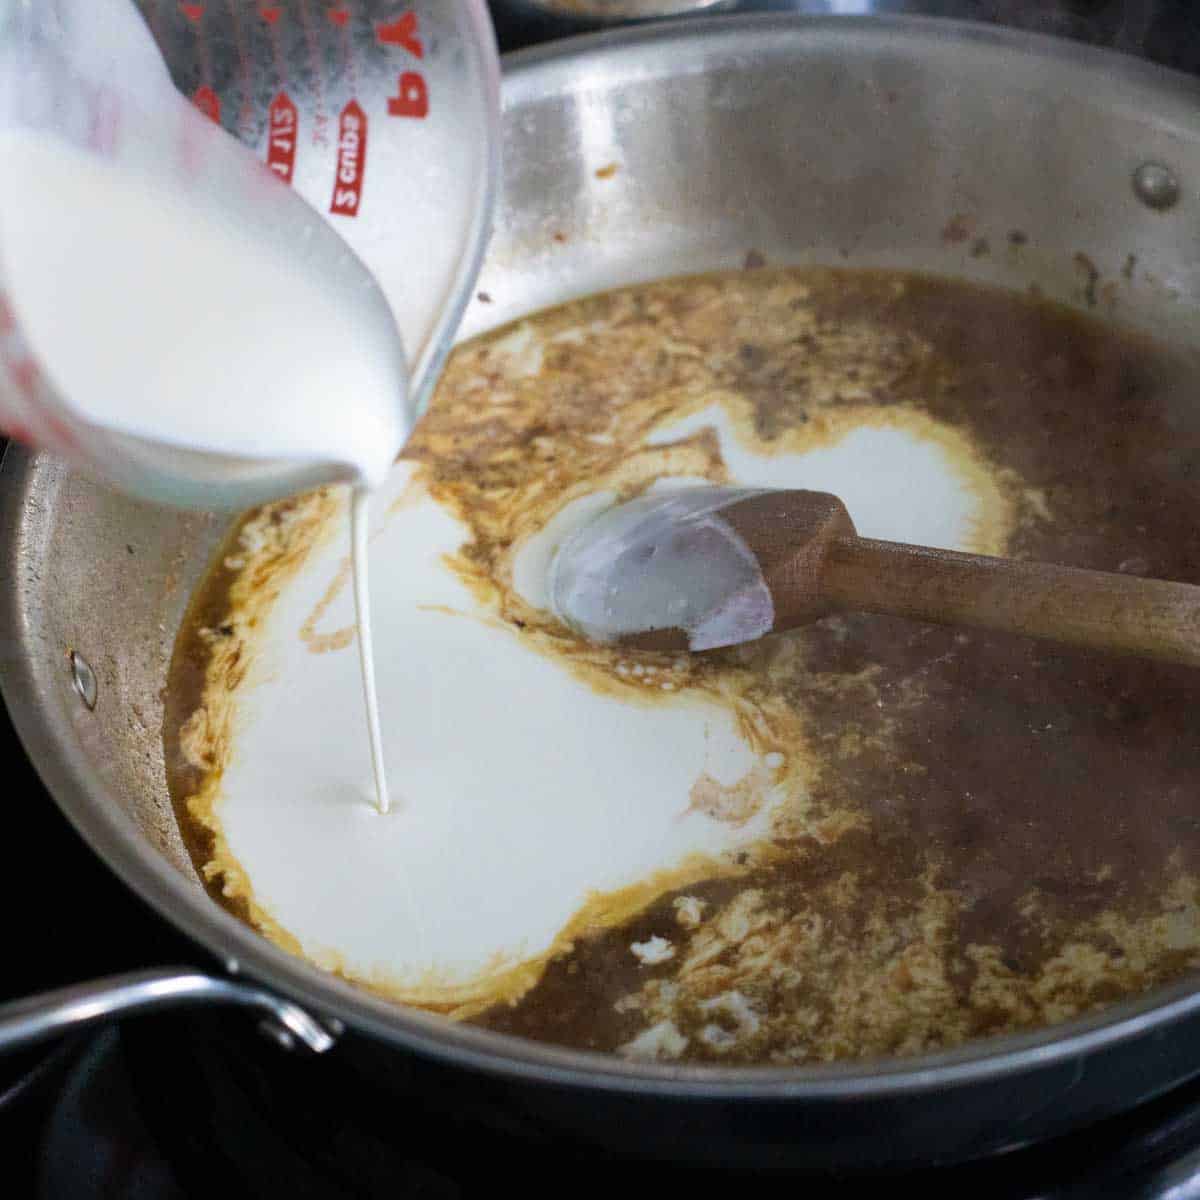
[{"x1": 0, "y1": 0, "x2": 499, "y2": 509}]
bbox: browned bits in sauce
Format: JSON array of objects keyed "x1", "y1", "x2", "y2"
[
  {"x1": 941, "y1": 213, "x2": 976, "y2": 244},
  {"x1": 166, "y1": 268, "x2": 1200, "y2": 1066}
]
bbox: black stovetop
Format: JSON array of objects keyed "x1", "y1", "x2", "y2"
[{"x1": 10, "y1": 2, "x2": 1200, "y2": 1194}]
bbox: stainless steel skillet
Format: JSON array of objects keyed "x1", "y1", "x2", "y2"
[{"x1": 5, "y1": 16, "x2": 1200, "y2": 1169}]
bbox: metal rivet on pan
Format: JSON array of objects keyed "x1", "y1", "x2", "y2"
[
  {"x1": 69, "y1": 651, "x2": 97, "y2": 711},
  {"x1": 257, "y1": 1018, "x2": 297, "y2": 1052},
  {"x1": 1132, "y1": 162, "x2": 1180, "y2": 210}
]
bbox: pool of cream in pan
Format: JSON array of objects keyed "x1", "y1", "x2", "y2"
[{"x1": 205, "y1": 371, "x2": 1003, "y2": 1013}]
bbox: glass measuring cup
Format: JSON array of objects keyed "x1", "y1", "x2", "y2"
[{"x1": 0, "y1": 0, "x2": 499, "y2": 510}]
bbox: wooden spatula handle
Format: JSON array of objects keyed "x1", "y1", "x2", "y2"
[{"x1": 822, "y1": 536, "x2": 1200, "y2": 666}]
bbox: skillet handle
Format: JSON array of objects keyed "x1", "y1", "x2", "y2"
[{"x1": 0, "y1": 967, "x2": 336, "y2": 1056}]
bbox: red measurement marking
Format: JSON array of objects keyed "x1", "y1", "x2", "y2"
[
  {"x1": 192, "y1": 85, "x2": 221, "y2": 123},
  {"x1": 376, "y1": 12, "x2": 422, "y2": 58},
  {"x1": 387, "y1": 72, "x2": 427, "y2": 119},
  {"x1": 178, "y1": 0, "x2": 219, "y2": 124},
  {"x1": 260, "y1": 6, "x2": 282, "y2": 24},
  {"x1": 327, "y1": 6, "x2": 349, "y2": 27},
  {"x1": 267, "y1": 92, "x2": 299, "y2": 183},
  {"x1": 330, "y1": 100, "x2": 366, "y2": 217}
]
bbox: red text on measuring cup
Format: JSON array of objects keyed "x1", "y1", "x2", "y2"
[{"x1": 330, "y1": 101, "x2": 367, "y2": 215}]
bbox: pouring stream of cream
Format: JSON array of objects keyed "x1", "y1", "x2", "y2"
[
  {"x1": 352, "y1": 489, "x2": 391, "y2": 814},
  {"x1": 0, "y1": 131, "x2": 403, "y2": 814}
]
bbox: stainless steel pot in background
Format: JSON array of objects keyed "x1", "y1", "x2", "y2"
[
  {"x1": 7, "y1": 14, "x2": 1200, "y2": 1170},
  {"x1": 491, "y1": 0, "x2": 734, "y2": 44},
  {"x1": 486, "y1": 0, "x2": 1176, "y2": 59}
]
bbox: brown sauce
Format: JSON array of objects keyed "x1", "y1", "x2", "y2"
[{"x1": 166, "y1": 268, "x2": 1200, "y2": 1065}]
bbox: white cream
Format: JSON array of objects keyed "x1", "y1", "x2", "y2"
[
  {"x1": 647, "y1": 407, "x2": 980, "y2": 549},
  {"x1": 351, "y1": 489, "x2": 390, "y2": 816},
  {"x1": 211, "y1": 405, "x2": 992, "y2": 1002},
  {"x1": 0, "y1": 131, "x2": 407, "y2": 817},
  {"x1": 0, "y1": 132, "x2": 409, "y2": 488},
  {"x1": 218, "y1": 462, "x2": 773, "y2": 994}
]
